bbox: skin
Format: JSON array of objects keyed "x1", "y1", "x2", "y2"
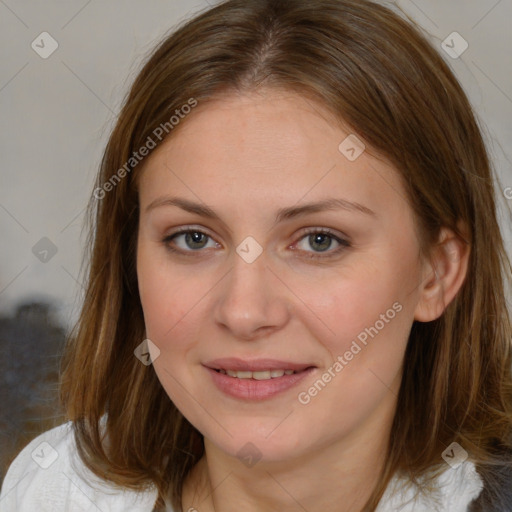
[{"x1": 136, "y1": 89, "x2": 469, "y2": 512}]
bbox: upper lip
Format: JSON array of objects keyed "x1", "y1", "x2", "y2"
[{"x1": 203, "y1": 357, "x2": 315, "y2": 372}]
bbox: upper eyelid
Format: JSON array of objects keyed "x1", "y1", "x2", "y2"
[{"x1": 165, "y1": 225, "x2": 347, "y2": 240}]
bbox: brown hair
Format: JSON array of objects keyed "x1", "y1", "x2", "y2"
[{"x1": 59, "y1": 0, "x2": 512, "y2": 510}]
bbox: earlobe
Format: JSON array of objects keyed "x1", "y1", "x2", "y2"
[{"x1": 414, "y1": 227, "x2": 470, "y2": 322}]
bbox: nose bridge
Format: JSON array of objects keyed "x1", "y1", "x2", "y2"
[{"x1": 213, "y1": 246, "x2": 289, "y2": 339}]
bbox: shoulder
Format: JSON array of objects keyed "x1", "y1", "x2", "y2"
[{"x1": 0, "y1": 422, "x2": 160, "y2": 512}]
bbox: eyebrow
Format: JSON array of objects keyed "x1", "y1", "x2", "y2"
[{"x1": 145, "y1": 196, "x2": 376, "y2": 224}]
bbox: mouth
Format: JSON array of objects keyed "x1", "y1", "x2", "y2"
[{"x1": 203, "y1": 358, "x2": 316, "y2": 400}]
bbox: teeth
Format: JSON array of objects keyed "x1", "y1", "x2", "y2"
[
  {"x1": 220, "y1": 369, "x2": 297, "y2": 380},
  {"x1": 252, "y1": 370, "x2": 271, "y2": 380}
]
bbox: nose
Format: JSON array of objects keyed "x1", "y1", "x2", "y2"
[{"x1": 213, "y1": 249, "x2": 291, "y2": 341}]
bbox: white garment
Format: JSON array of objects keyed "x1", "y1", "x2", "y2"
[{"x1": 0, "y1": 422, "x2": 483, "y2": 511}]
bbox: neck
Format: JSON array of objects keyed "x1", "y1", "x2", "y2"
[{"x1": 182, "y1": 392, "x2": 396, "y2": 512}]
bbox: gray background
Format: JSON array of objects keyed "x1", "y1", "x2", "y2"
[{"x1": 1, "y1": 0, "x2": 511, "y2": 330}]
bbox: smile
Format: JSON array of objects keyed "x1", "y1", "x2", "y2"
[{"x1": 203, "y1": 358, "x2": 316, "y2": 400}]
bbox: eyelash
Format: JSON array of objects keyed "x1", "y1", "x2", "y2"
[{"x1": 161, "y1": 227, "x2": 351, "y2": 260}]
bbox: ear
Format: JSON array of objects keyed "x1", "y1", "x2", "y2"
[{"x1": 414, "y1": 225, "x2": 470, "y2": 322}]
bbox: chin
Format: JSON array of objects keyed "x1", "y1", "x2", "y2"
[{"x1": 200, "y1": 419, "x2": 312, "y2": 465}]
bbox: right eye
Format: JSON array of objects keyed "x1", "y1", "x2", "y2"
[{"x1": 162, "y1": 228, "x2": 220, "y2": 254}]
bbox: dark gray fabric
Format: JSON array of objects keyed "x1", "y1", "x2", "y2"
[{"x1": 469, "y1": 459, "x2": 512, "y2": 512}]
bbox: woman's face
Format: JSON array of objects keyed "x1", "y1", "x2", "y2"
[{"x1": 136, "y1": 90, "x2": 430, "y2": 463}]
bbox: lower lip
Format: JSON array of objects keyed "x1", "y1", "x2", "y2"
[{"x1": 205, "y1": 366, "x2": 315, "y2": 401}]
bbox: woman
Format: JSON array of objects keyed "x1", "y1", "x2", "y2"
[{"x1": 1, "y1": 0, "x2": 511, "y2": 510}]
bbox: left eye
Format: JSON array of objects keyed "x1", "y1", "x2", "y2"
[{"x1": 293, "y1": 229, "x2": 350, "y2": 258}]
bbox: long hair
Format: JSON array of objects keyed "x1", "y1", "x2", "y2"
[{"x1": 59, "y1": 1, "x2": 512, "y2": 510}]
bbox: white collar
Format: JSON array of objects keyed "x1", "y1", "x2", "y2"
[{"x1": 376, "y1": 460, "x2": 483, "y2": 511}]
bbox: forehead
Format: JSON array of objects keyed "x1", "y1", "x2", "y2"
[
  {"x1": 146, "y1": 90, "x2": 344, "y2": 169},
  {"x1": 137, "y1": 90, "x2": 408, "y2": 222}
]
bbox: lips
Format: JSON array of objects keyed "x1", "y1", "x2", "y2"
[{"x1": 203, "y1": 358, "x2": 316, "y2": 400}]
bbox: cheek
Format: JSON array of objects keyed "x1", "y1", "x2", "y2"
[
  {"x1": 295, "y1": 280, "x2": 410, "y2": 428},
  {"x1": 137, "y1": 253, "x2": 202, "y2": 406},
  {"x1": 288, "y1": 254, "x2": 417, "y2": 391},
  {"x1": 137, "y1": 243, "x2": 192, "y2": 344},
  {"x1": 137, "y1": 263, "x2": 210, "y2": 427},
  {"x1": 291, "y1": 266, "x2": 404, "y2": 345}
]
